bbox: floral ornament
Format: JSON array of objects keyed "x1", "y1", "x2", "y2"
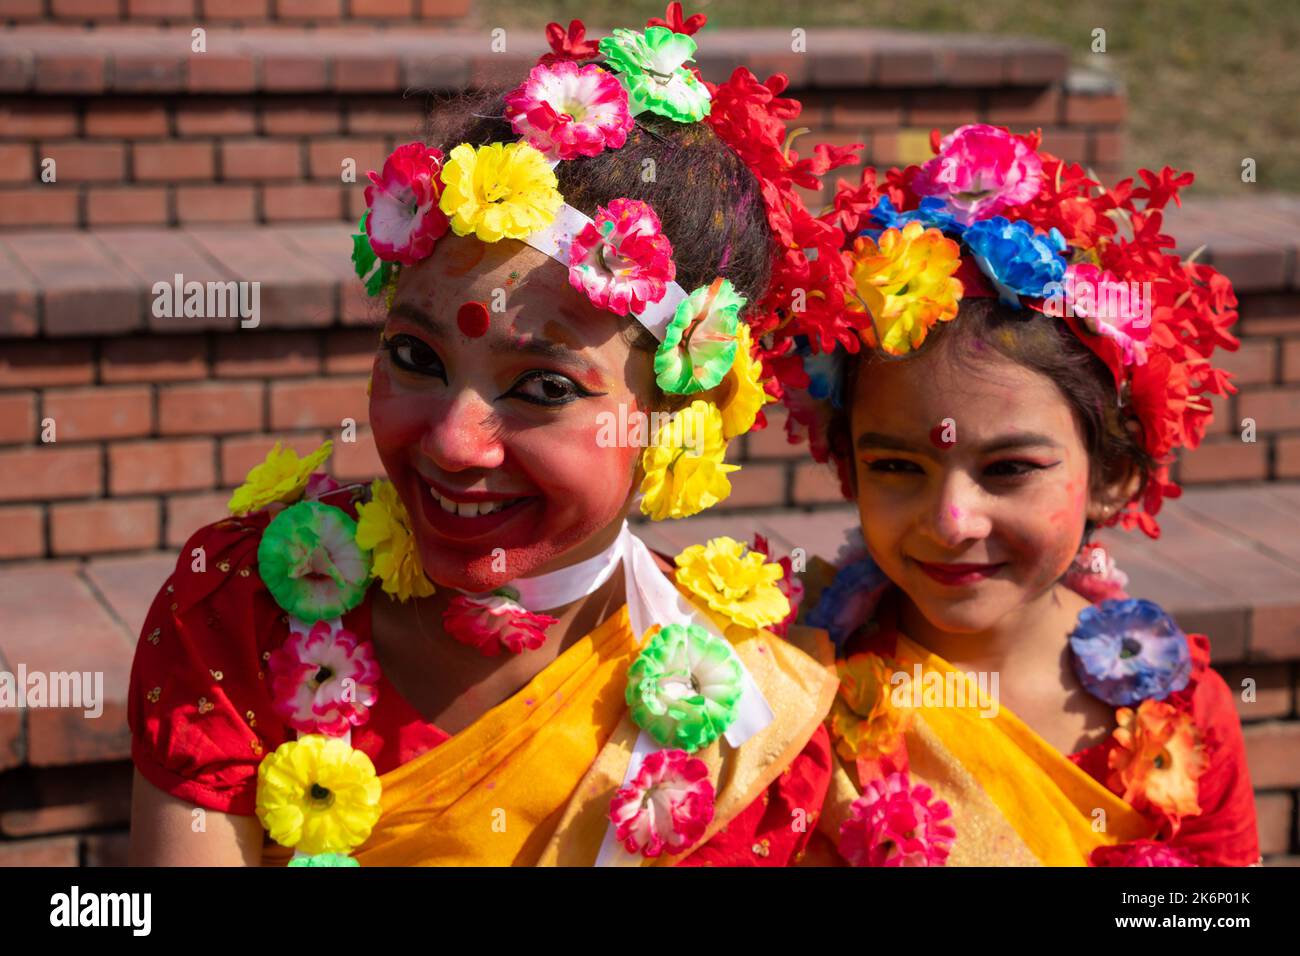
[
  {"x1": 845, "y1": 221, "x2": 964, "y2": 356},
  {"x1": 647, "y1": 2, "x2": 707, "y2": 35},
  {"x1": 638, "y1": 399, "x2": 738, "y2": 520},
  {"x1": 717, "y1": 322, "x2": 773, "y2": 440},
  {"x1": 443, "y1": 588, "x2": 559, "y2": 657},
  {"x1": 1064, "y1": 541, "x2": 1131, "y2": 605},
  {"x1": 674, "y1": 536, "x2": 789, "y2": 631},
  {"x1": 227, "y1": 440, "x2": 334, "y2": 517},
  {"x1": 1069, "y1": 598, "x2": 1192, "y2": 706},
  {"x1": 910, "y1": 123, "x2": 1044, "y2": 224},
  {"x1": 598, "y1": 26, "x2": 712, "y2": 123},
  {"x1": 568, "y1": 198, "x2": 675, "y2": 316},
  {"x1": 654, "y1": 277, "x2": 744, "y2": 394},
  {"x1": 538, "y1": 19, "x2": 601, "y2": 67},
  {"x1": 1107, "y1": 698, "x2": 1207, "y2": 829},
  {"x1": 362, "y1": 142, "x2": 449, "y2": 266},
  {"x1": 268, "y1": 619, "x2": 380, "y2": 736},
  {"x1": 626, "y1": 622, "x2": 744, "y2": 752},
  {"x1": 305, "y1": 471, "x2": 343, "y2": 500},
  {"x1": 807, "y1": 552, "x2": 892, "y2": 650},
  {"x1": 354, "y1": 479, "x2": 435, "y2": 602},
  {"x1": 438, "y1": 141, "x2": 563, "y2": 243},
  {"x1": 962, "y1": 216, "x2": 1067, "y2": 308},
  {"x1": 749, "y1": 534, "x2": 803, "y2": 638},
  {"x1": 288, "y1": 852, "x2": 361, "y2": 868},
  {"x1": 1089, "y1": 840, "x2": 1197, "y2": 867},
  {"x1": 838, "y1": 771, "x2": 956, "y2": 867},
  {"x1": 867, "y1": 195, "x2": 963, "y2": 238},
  {"x1": 256, "y1": 734, "x2": 382, "y2": 856},
  {"x1": 257, "y1": 502, "x2": 372, "y2": 623},
  {"x1": 504, "y1": 61, "x2": 634, "y2": 161},
  {"x1": 608, "y1": 748, "x2": 715, "y2": 857},
  {"x1": 830, "y1": 653, "x2": 911, "y2": 762},
  {"x1": 1059, "y1": 262, "x2": 1152, "y2": 367}
]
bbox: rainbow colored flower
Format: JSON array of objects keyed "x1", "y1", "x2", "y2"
[
  {"x1": 567, "y1": 198, "x2": 675, "y2": 316},
  {"x1": 504, "y1": 60, "x2": 634, "y2": 161},
  {"x1": 608, "y1": 748, "x2": 715, "y2": 857},
  {"x1": 363, "y1": 142, "x2": 450, "y2": 265},
  {"x1": 442, "y1": 588, "x2": 559, "y2": 657},
  {"x1": 268, "y1": 619, "x2": 380, "y2": 736},
  {"x1": 838, "y1": 772, "x2": 956, "y2": 867},
  {"x1": 911, "y1": 123, "x2": 1044, "y2": 224},
  {"x1": 625, "y1": 622, "x2": 744, "y2": 752}
]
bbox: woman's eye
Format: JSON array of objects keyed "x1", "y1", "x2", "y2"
[
  {"x1": 386, "y1": 335, "x2": 445, "y2": 377},
  {"x1": 984, "y1": 460, "x2": 1049, "y2": 479},
  {"x1": 865, "y1": 458, "x2": 923, "y2": 475},
  {"x1": 510, "y1": 372, "x2": 584, "y2": 406}
]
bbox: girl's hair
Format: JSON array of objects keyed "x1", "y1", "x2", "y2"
[{"x1": 828, "y1": 297, "x2": 1155, "y2": 539}]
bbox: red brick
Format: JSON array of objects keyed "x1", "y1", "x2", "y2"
[
  {"x1": 346, "y1": 97, "x2": 423, "y2": 134},
  {"x1": 0, "y1": 447, "x2": 101, "y2": 504},
  {"x1": 133, "y1": 141, "x2": 215, "y2": 182},
  {"x1": 1177, "y1": 435, "x2": 1268, "y2": 483},
  {"x1": 86, "y1": 186, "x2": 169, "y2": 226},
  {"x1": 0, "y1": 144, "x2": 34, "y2": 182},
  {"x1": 1278, "y1": 435, "x2": 1300, "y2": 479},
  {"x1": 0, "y1": 188, "x2": 79, "y2": 228},
  {"x1": 0, "y1": 836, "x2": 79, "y2": 867},
  {"x1": 986, "y1": 87, "x2": 1061, "y2": 126},
  {"x1": 270, "y1": 376, "x2": 368, "y2": 429},
  {"x1": 50, "y1": 498, "x2": 159, "y2": 553},
  {"x1": 0, "y1": 504, "x2": 44, "y2": 559},
  {"x1": 351, "y1": 0, "x2": 413, "y2": 14},
  {"x1": 1243, "y1": 722, "x2": 1300, "y2": 788},
  {"x1": 1283, "y1": 338, "x2": 1300, "y2": 383},
  {"x1": 0, "y1": 391, "x2": 37, "y2": 444},
  {"x1": 101, "y1": 336, "x2": 208, "y2": 383},
  {"x1": 1255, "y1": 793, "x2": 1293, "y2": 858},
  {"x1": 1240, "y1": 387, "x2": 1300, "y2": 431},
  {"x1": 84, "y1": 100, "x2": 169, "y2": 137},
  {"x1": 219, "y1": 430, "x2": 328, "y2": 485},
  {"x1": 50, "y1": 0, "x2": 120, "y2": 16},
  {"x1": 335, "y1": 55, "x2": 400, "y2": 92},
  {"x1": 1037, "y1": 129, "x2": 1088, "y2": 165},
  {"x1": 309, "y1": 136, "x2": 385, "y2": 180},
  {"x1": 202, "y1": 0, "x2": 269, "y2": 18},
  {"x1": 176, "y1": 100, "x2": 256, "y2": 136},
  {"x1": 792, "y1": 461, "x2": 845, "y2": 505},
  {"x1": 744, "y1": 409, "x2": 804, "y2": 461},
  {"x1": 176, "y1": 185, "x2": 256, "y2": 223},
  {"x1": 84, "y1": 831, "x2": 132, "y2": 867},
  {"x1": 219, "y1": 138, "x2": 301, "y2": 181},
  {"x1": 158, "y1": 380, "x2": 264, "y2": 435},
  {"x1": 213, "y1": 330, "x2": 321, "y2": 378},
  {"x1": 35, "y1": 53, "x2": 107, "y2": 92},
  {"x1": 419, "y1": 0, "x2": 470, "y2": 15},
  {"x1": 0, "y1": 0, "x2": 43, "y2": 20},
  {"x1": 43, "y1": 385, "x2": 153, "y2": 441},
  {"x1": 720, "y1": 462, "x2": 785, "y2": 509},
  {"x1": 324, "y1": 329, "x2": 379, "y2": 373},
  {"x1": 0, "y1": 101, "x2": 78, "y2": 138},
  {"x1": 828, "y1": 92, "x2": 904, "y2": 130},
  {"x1": 907, "y1": 91, "x2": 980, "y2": 128},
  {"x1": 1217, "y1": 663, "x2": 1293, "y2": 721},
  {"x1": 0, "y1": 340, "x2": 95, "y2": 387},
  {"x1": 38, "y1": 141, "x2": 125, "y2": 182},
  {"x1": 333, "y1": 427, "x2": 382, "y2": 480},
  {"x1": 164, "y1": 490, "x2": 230, "y2": 547},
  {"x1": 276, "y1": 0, "x2": 342, "y2": 18},
  {"x1": 263, "y1": 183, "x2": 343, "y2": 221},
  {"x1": 0, "y1": 762, "x2": 132, "y2": 837},
  {"x1": 261, "y1": 101, "x2": 341, "y2": 135},
  {"x1": 109, "y1": 437, "x2": 215, "y2": 493},
  {"x1": 186, "y1": 55, "x2": 256, "y2": 93},
  {"x1": 126, "y1": 0, "x2": 195, "y2": 15},
  {"x1": 264, "y1": 56, "x2": 328, "y2": 91},
  {"x1": 1090, "y1": 130, "x2": 1123, "y2": 166},
  {"x1": 1064, "y1": 94, "x2": 1128, "y2": 126},
  {"x1": 111, "y1": 53, "x2": 185, "y2": 92},
  {"x1": 2, "y1": 232, "x2": 141, "y2": 336},
  {"x1": 1218, "y1": 337, "x2": 1277, "y2": 386}
]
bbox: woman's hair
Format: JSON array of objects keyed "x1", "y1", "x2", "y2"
[{"x1": 828, "y1": 297, "x2": 1156, "y2": 539}]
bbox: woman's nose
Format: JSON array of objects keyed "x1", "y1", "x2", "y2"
[
  {"x1": 419, "y1": 390, "x2": 505, "y2": 473},
  {"x1": 922, "y1": 472, "x2": 993, "y2": 550}
]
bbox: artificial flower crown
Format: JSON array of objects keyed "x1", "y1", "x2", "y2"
[
  {"x1": 772, "y1": 123, "x2": 1241, "y2": 538},
  {"x1": 349, "y1": 5, "x2": 862, "y2": 522}
]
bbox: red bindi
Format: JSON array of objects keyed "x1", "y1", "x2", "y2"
[
  {"x1": 456, "y1": 300, "x2": 490, "y2": 338},
  {"x1": 929, "y1": 423, "x2": 957, "y2": 450}
]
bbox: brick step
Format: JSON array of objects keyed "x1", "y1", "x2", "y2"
[{"x1": 4, "y1": 0, "x2": 474, "y2": 27}]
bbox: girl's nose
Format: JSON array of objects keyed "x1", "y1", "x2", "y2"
[
  {"x1": 419, "y1": 390, "x2": 505, "y2": 473},
  {"x1": 922, "y1": 471, "x2": 993, "y2": 550}
]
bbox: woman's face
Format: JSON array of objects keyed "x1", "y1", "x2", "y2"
[
  {"x1": 848, "y1": 339, "x2": 1094, "y2": 635},
  {"x1": 369, "y1": 234, "x2": 654, "y2": 593}
]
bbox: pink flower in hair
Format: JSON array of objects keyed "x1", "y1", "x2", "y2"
[
  {"x1": 505, "y1": 61, "x2": 634, "y2": 161},
  {"x1": 268, "y1": 619, "x2": 380, "y2": 736},
  {"x1": 568, "y1": 198, "x2": 676, "y2": 316},
  {"x1": 443, "y1": 589, "x2": 559, "y2": 657},
  {"x1": 838, "y1": 772, "x2": 956, "y2": 867},
  {"x1": 609, "y1": 749, "x2": 715, "y2": 857},
  {"x1": 1090, "y1": 840, "x2": 1197, "y2": 867},
  {"x1": 912, "y1": 124, "x2": 1043, "y2": 224},
  {"x1": 1063, "y1": 263, "x2": 1152, "y2": 367},
  {"x1": 364, "y1": 142, "x2": 450, "y2": 265}
]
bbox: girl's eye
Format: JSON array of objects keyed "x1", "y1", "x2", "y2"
[
  {"x1": 864, "y1": 458, "x2": 923, "y2": 475},
  {"x1": 509, "y1": 372, "x2": 590, "y2": 407},
  {"x1": 385, "y1": 334, "x2": 445, "y2": 378},
  {"x1": 984, "y1": 460, "x2": 1052, "y2": 479}
]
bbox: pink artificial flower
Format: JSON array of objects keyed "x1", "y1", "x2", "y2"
[
  {"x1": 751, "y1": 533, "x2": 804, "y2": 637},
  {"x1": 1064, "y1": 541, "x2": 1132, "y2": 605},
  {"x1": 442, "y1": 591, "x2": 559, "y2": 657},
  {"x1": 364, "y1": 142, "x2": 450, "y2": 265},
  {"x1": 304, "y1": 471, "x2": 343, "y2": 499},
  {"x1": 268, "y1": 619, "x2": 380, "y2": 736},
  {"x1": 912, "y1": 124, "x2": 1044, "y2": 224},
  {"x1": 504, "y1": 61, "x2": 634, "y2": 161},
  {"x1": 1090, "y1": 840, "x2": 1197, "y2": 867},
  {"x1": 609, "y1": 749, "x2": 715, "y2": 857},
  {"x1": 838, "y1": 772, "x2": 956, "y2": 867},
  {"x1": 1063, "y1": 263, "x2": 1152, "y2": 366},
  {"x1": 568, "y1": 198, "x2": 676, "y2": 316}
]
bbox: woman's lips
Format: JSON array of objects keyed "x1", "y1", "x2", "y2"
[
  {"x1": 913, "y1": 559, "x2": 1006, "y2": 587},
  {"x1": 412, "y1": 475, "x2": 539, "y2": 544}
]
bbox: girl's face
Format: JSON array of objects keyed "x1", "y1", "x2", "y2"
[
  {"x1": 848, "y1": 339, "x2": 1094, "y2": 635},
  {"x1": 369, "y1": 234, "x2": 654, "y2": 593}
]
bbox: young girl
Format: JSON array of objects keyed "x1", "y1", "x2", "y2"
[
  {"x1": 125, "y1": 10, "x2": 858, "y2": 867},
  {"x1": 781, "y1": 124, "x2": 1259, "y2": 866}
]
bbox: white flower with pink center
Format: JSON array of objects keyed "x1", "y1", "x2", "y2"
[
  {"x1": 609, "y1": 748, "x2": 715, "y2": 857},
  {"x1": 568, "y1": 198, "x2": 675, "y2": 316},
  {"x1": 363, "y1": 142, "x2": 450, "y2": 265},
  {"x1": 504, "y1": 61, "x2": 634, "y2": 161},
  {"x1": 1064, "y1": 263, "x2": 1152, "y2": 366},
  {"x1": 268, "y1": 619, "x2": 380, "y2": 736}
]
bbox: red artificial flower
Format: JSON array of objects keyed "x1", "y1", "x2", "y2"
[
  {"x1": 538, "y1": 19, "x2": 600, "y2": 67},
  {"x1": 647, "y1": 2, "x2": 707, "y2": 35}
]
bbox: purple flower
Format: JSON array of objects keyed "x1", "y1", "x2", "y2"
[
  {"x1": 808, "y1": 553, "x2": 891, "y2": 650},
  {"x1": 1069, "y1": 598, "x2": 1191, "y2": 706}
]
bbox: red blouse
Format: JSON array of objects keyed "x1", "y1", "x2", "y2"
[{"x1": 128, "y1": 511, "x2": 832, "y2": 866}]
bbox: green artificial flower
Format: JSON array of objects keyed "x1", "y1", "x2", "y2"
[
  {"x1": 288, "y1": 852, "x2": 361, "y2": 867},
  {"x1": 258, "y1": 501, "x2": 373, "y2": 623},
  {"x1": 654, "y1": 278, "x2": 744, "y2": 394},
  {"x1": 598, "y1": 26, "x2": 712, "y2": 123},
  {"x1": 625, "y1": 622, "x2": 743, "y2": 752},
  {"x1": 350, "y1": 211, "x2": 395, "y2": 298}
]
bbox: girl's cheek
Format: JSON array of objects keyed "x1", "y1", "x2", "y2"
[{"x1": 1020, "y1": 473, "x2": 1088, "y2": 578}]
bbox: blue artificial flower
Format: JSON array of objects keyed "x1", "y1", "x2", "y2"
[
  {"x1": 808, "y1": 553, "x2": 890, "y2": 650},
  {"x1": 961, "y1": 217, "x2": 1067, "y2": 309},
  {"x1": 864, "y1": 196, "x2": 965, "y2": 238},
  {"x1": 1068, "y1": 598, "x2": 1192, "y2": 706}
]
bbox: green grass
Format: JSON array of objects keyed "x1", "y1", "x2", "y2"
[{"x1": 480, "y1": 0, "x2": 1300, "y2": 195}]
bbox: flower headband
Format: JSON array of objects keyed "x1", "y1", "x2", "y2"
[{"x1": 771, "y1": 123, "x2": 1240, "y2": 538}]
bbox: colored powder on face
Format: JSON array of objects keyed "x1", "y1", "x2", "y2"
[
  {"x1": 949, "y1": 505, "x2": 962, "y2": 520},
  {"x1": 929, "y1": 424, "x2": 956, "y2": 449},
  {"x1": 457, "y1": 300, "x2": 491, "y2": 338}
]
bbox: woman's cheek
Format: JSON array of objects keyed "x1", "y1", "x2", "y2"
[
  {"x1": 511, "y1": 413, "x2": 640, "y2": 516},
  {"x1": 368, "y1": 361, "x2": 432, "y2": 455}
]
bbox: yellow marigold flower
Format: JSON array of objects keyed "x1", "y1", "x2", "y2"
[
  {"x1": 355, "y1": 478, "x2": 435, "y2": 601},
  {"x1": 846, "y1": 221, "x2": 963, "y2": 356},
  {"x1": 829, "y1": 653, "x2": 911, "y2": 761},
  {"x1": 675, "y1": 535, "x2": 789, "y2": 631},
  {"x1": 255, "y1": 734, "x2": 382, "y2": 856},
  {"x1": 1107, "y1": 699, "x2": 1206, "y2": 826},
  {"x1": 639, "y1": 400, "x2": 738, "y2": 521},
  {"x1": 717, "y1": 322, "x2": 771, "y2": 440},
  {"x1": 438, "y1": 141, "x2": 562, "y2": 243},
  {"x1": 227, "y1": 440, "x2": 333, "y2": 517}
]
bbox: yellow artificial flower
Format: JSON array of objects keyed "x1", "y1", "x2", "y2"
[
  {"x1": 829, "y1": 653, "x2": 911, "y2": 762},
  {"x1": 1107, "y1": 699, "x2": 1206, "y2": 826},
  {"x1": 227, "y1": 440, "x2": 333, "y2": 516},
  {"x1": 255, "y1": 734, "x2": 382, "y2": 856},
  {"x1": 717, "y1": 322, "x2": 772, "y2": 440},
  {"x1": 675, "y1": 536, "x2": 789, "y2": 631},
  {"x1": 639, "y1": 400, "x2": 739, "y2": 521},
  {"x1": 846, "y1": 221, "x2": 963, "y2": 356},
  {"x1": 354, "y1": 478, "x2": 435, "y2": 601},
  {"x1": 438, "y1": 141, "x2": 562, "y2": 243}
]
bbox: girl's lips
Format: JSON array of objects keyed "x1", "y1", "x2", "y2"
[
  {"x1": 913, "y1": 559, "x2": 1006, "y2": 587},
  {"x1": 412, "y1": 475, "x2": 540, "y2": 544}
]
